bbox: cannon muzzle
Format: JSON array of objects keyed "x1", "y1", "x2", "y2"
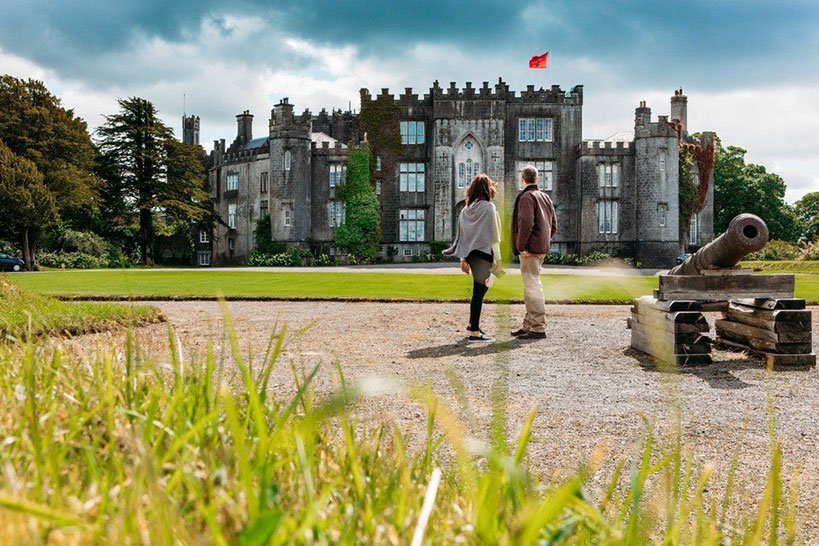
[{"x1": 669, "y1": 214, "x2": 768, "y2": 275}]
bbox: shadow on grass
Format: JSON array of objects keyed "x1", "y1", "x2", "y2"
[
  {"x1": 623, "y1": 347, "x2": 768, "y2": 390},
  {"x1": 407, "y1": 337, "x2": 539, "y2": 359}
]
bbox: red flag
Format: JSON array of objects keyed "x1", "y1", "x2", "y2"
[{"x1": 529, "y1": 52, "x2": 549, "y2": 69}]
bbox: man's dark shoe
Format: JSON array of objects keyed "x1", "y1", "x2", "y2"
[
  {"x1": 519, "y1": 331, "x2": 546, "y2": 340},
  {"x1": 510, "y1": 328, "x2": 528, "y2": 337}
]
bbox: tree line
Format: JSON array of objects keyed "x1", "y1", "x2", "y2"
[{"x1": 0, "y1": 75, "x2": 215, "y2": 270}]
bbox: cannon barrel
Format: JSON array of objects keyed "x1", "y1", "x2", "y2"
[{"x1": 668, "y1": 213, "x2": 769, "y2": 275}]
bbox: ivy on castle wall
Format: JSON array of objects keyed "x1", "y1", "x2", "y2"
[
  {"x1": 334, "y1": 146, "x2": 382, "y2": 261},
  {"x1": 358, "y1": 96, "x2": 401, "y2": 178},
  {"x1": 678, "y1": 146, "x2": 699, "y2": 245}
]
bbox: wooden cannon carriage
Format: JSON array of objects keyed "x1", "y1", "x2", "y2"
[{"x1": 627, "y1": 214, "x2": 815, "y2": 368}]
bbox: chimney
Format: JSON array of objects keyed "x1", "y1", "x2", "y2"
[
  {"x1": 236, "y1": 110, "x2": 253, "y2": 145},
  {"x1": 635, "y1": 100, "x2": 651, "y2": 127},
  {"x1": 670, "y1": 88, "x2": 688, "y2": 133}
]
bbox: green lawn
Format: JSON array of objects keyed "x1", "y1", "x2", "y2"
[
  {"x1": 741, "y1": 260, "x2": 819, "y2": 274},
  {"x1": 5, "y1": 268, "x2": 819, "y2": 303},
  {"x1": 5, "y1": 270, "x2": 657, "y2": 303}
]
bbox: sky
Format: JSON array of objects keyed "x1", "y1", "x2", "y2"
[{"x1": 0, "y1": 0, "x2": 817, "y2": 202}]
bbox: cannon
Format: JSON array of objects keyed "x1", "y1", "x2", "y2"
[
  {"x1": 627, "y1": 213, "x2": 814, "y2": 369},
  {"x1": 669, "y1": 213, "x2": 769, "y2": 275}
]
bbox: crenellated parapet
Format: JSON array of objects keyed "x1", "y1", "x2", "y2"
[
  {"x1": 359, "y1": 78, "x2": 583, "y2": 110},
  {"x1": 310, "y1": 140, "x2": 349, "y2": 157},
  {"x1": 577, "y1": 139, "x2": 634, "y2": 157}
]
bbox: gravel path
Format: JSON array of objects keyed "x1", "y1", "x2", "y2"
[{"x1": 67, "y1": 300, "x2": 819, "y2": 537}]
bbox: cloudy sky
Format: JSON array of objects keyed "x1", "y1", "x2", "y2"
[{"x1": 1, "y1": 0, "x2": 817, "y2": 201}]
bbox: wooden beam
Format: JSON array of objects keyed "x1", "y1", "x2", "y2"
[
  {"x1": 633, "y1": 295, "x2": 703, "y2": 312},
  {"x1": 630, "y1": 311, "x2": 710, "y2": 334},
  {"x1": 732, "y1": 298, "x2": 806, "y2": 310},
  {"x1": 715, "y1": 327, "x2": 812, "y2": 354},
  {"x1": 714, "y1": 338, "x2": 816, "y2": 368},
  {"x1": 657, "y1": 274, "x2": 795, "y2": 302},
  {"x1": 630, "y1": 317, "x2": 710, "y2": 346},
  {"x1": 724, "y1": 304, "x2": 812, "y2": 333},
  {"x1": 715, "y1": 318, "x2": 811, "y2": 344}
]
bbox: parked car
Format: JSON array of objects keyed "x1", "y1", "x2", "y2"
[
  {"x1": 675, "y1": 253, "x2": 691, "y2": 265},
  {"x1": 0, "y1": 253, "x2": 25, "y2": 272}
]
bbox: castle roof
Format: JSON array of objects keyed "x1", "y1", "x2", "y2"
[
  {"x1": 240, "y1": 137, "x2": 269, "y2": 150},
  {"x1": 604, "y1": 130, "x2": 635, "y2": 142},
  {"x1": 311, "y1": 131, "x2": 347, "y2": 149}
]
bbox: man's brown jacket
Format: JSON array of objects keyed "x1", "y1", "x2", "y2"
[{"x1": 512, "y1": 185, "x2": 557, "y2": 255}]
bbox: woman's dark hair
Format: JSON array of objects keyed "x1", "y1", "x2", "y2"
[{"x1": 465, "y1": 173, "x2": 497, "y2": 205}]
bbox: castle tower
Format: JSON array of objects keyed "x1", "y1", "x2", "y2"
[
  {"x1": 268, "y1": 98, "x2": 312, "y2": 243},
  {"x1": 670, "y1": 88, "x2": 688, "y2": 132},
  {"x1": 235, "y1": 110, "x2": 253, "y2": 146},
  {"x1": 182, "y1": 114, "x2": 200, "y2": 145},
  {"x1": 633, "y1": 101, "x2": 681, "y2": 266}
]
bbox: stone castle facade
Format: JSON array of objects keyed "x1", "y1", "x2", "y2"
[{"x1": 188, "y1": 79, "x2": 714, "y2": 268}]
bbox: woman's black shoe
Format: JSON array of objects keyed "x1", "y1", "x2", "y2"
[{"x1": 468, "y1": 333, "x2": 495, "y2": 343}]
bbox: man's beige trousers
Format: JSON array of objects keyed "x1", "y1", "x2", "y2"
[{"x1": 519, "y1": 253, "x2": 547, "y2": 333}]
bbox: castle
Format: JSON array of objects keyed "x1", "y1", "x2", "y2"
[{"x1": 187, "y1": 79, "x2": 714, "y2": 268}]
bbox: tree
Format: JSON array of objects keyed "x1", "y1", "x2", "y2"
[
  {"x1": 0, "y1": 140, "x2": 57, "y2": 269},
  {"x1": 713, "y1": 140, "x2": 800, "y2": 242},
  {"x1": 97, "y1": 97, "x2": 212, "y2": 264},
  {"x1": 795, "y1": 192, "x2": 819, "y2": 242},
  {"x1": 0, "y1": 75, "x2": 98, "y2": 224},
  {"x1": 334, "y1": 147, "x2": 381, "y2": 261}
]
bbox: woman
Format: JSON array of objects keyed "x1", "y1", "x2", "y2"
[{"x1": 443, "y1": 174, "x2": 503, "y2": 342}]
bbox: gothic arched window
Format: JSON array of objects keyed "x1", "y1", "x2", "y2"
[
  {"x1": 458, "y1": 163, "x2": 466, "y2": 188},
  {"x1": 284, "y1": 150, "x2": 292, "y2": 171}
]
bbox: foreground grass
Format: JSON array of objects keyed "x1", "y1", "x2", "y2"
[
  {"x1": 0, "y1": 318, "x2": 800, "y2": 544},
  {"x1": 0, "y1": 280, "x2": 164, "y2": 340}
]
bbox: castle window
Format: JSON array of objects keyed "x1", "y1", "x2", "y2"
[
  {"x1": 260, "y1": 172, "x2": 268, "y2": 193},
  {"x1": 399, "y1": 162, "x2": 425, "y2": 192},
  {"x1": 399, "y1": 209, "x2": 425, "y2": 242},
  {"x1": 260, "y1": 199, "x2": 269, "y2": 214},
  {"x1": 284, "y1": 151, "x2": 292, "y2": 171},
  {"x1": 283, "y1": 207, "x2": 292, "y2": 227},
  {"x1": 458, "y1": 163, "x2": 466, "y2": 188},
  {"x1": 659, "y1": 149, "x2": 667, "y2": 183},
  {"x1": 518, "y1": 118, "x2": 553, "y2": 142},
  {"x1": 376, "y1": 180, "x2": 382, "y2": 195},
  {"x1": 199, "y1": 230, "x2": 209, "y2": 244},
  {"x1": 329, "y1": 201, "x2": 346, "y2": 227},
  {"x1": 516, "y1": 161, "x2": 554, "y2": 190},
  {"x1": 228, "y1": 238, "x2": 235, "y2": 252},
  {"x1": 376, "y1": 156, "x2": 382, "y2": 171},
  {"x1": 228, "y1": 204, "x2": 237, "y2": 229},
  {"x1": 226, "y1": 173, "x2": 239, "y2": 191},
  {"x1": 597, "y1": 200, "x2": 618, "y2": 235},
  {"x1": 657, "y1": 203, "x2": 668, "y2": 227},
  {"x1": 689, "y1": 213, "x2": 699, "y2": 245},
  {"x1": 400, "y1": 121, "x2": 425, "y2": 145},
  {"x1": 329, "y1": 163, "x2": 346, "y2": 188},
  {"x1": 598, "y1": 163, "x2": 620, "y2": 188},
  {"x1": 198, "y1": 251, "x2": 211, "y2": 266}
]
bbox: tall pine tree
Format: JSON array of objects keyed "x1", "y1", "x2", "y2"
[{"x1": 97, "y1": 98, "x2": 212, "y2": 264}]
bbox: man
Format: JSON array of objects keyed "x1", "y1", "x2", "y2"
[{"x1": 511, "y1": 164, "x2": 557, "y2": 339}]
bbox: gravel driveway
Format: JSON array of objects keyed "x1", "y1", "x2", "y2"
[{"x1": 67, "y1": 300, "x2": 819, "y2": 537}]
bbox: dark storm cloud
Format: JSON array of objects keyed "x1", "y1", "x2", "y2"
[{"x1": 0, "y1": 0, "x2": 817, "y2": 88}]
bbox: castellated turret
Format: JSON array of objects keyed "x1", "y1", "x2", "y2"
[
  {"x1": 182, "y1": 114, "x2": 200, "y2": 145},
  {"x1": 634, "y1": 100, "x2": 681, "y2": 264},
  {"x1": 268, "y1": 98, "x2": 313, "y2": 243}
]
